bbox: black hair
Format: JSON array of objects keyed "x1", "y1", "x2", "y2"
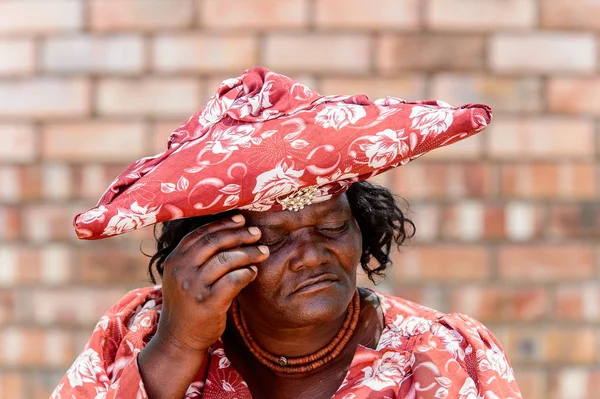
[{"x1": 147, "y1": 180, "x2": 415, "y2": 284}]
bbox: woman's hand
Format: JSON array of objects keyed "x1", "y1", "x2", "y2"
[
  {"x1": 157, "y1": 214, "x2": 269, "y2": 353},
  {"x1": 138, "y1": 214, "x2": 268, "y2": 399}
]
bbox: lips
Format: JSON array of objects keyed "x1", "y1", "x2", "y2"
[{"x1": 292, "y1": 273, "x2": 339, "y2": 294}]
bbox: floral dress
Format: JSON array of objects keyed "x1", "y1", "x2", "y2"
[{"x1": 51, "y1": 286, "x2": 522, "y2": 398}]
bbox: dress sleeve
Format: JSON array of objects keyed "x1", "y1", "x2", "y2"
[
  {"x1": 50, "y1": 287, "x2": 161, "y2": 399},
  {"x1": 411, "y1": 312, "x2": 522, "y2": 399}
]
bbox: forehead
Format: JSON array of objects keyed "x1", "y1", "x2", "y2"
[{"x1": 240, "y1": 194, "x2": 352, "y2": 228}]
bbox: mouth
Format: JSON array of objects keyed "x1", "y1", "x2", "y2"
[{"x1": 292, "y1": 274, "x2": 339, "y2": 294}]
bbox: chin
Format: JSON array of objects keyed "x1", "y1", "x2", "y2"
[{"x1": 285, "y1": 281, "x2": 355, "y2": 327}]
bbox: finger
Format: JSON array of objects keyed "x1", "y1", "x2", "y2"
[
  {"x1": 177, "y1": 214, "x2": 246, "y2": 254},
  {"x1": 210, "y1": 266, "x2": 258, "y2": 308},
  {"x1": 200, "y1": 245, "x2": 269, "y2": 284},
  {"x1": 181, "y1": 226, "x2": 263, "y2": 269}
]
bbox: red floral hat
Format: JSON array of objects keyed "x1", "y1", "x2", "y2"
[{"x1": 74, "y1": 67, "x2": 492, "y2": 240}]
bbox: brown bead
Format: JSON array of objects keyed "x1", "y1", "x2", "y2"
[{"x1": 231, "y1": 290, "x2": 361, "y2": 374}]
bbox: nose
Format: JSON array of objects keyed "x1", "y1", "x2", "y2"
[{"x1": 288, "y1": 228, "x2": 328, "y2": 271}]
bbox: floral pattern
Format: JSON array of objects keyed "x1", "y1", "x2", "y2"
[
  {"x1": 73, "y1": 67, "x2": 492, "y2": 240},
  {"x1": 51, "y1": 287, "x2": 522, "y2": 399}
]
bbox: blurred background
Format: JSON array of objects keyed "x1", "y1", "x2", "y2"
[{"x1": 0, "y1": 0, "x2": 598, "y2": 398}]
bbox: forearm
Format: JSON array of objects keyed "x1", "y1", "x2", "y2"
[{"x1": 138, "y1": 334, "x2": 206, "y2": 399}]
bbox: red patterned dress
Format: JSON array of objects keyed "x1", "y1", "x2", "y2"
[{"x1": 51, "y1": 286, "x2": 522, "y2": 398}]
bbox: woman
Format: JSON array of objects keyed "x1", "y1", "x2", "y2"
[{"x1": 52, "y1": 68, "x2": 522, "y2": 398}]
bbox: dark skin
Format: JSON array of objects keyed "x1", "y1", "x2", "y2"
[{"x1": 138, "y1": 194, "x2": 384, "y2": 398}]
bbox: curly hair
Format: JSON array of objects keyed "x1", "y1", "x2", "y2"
[{"x1": 147, "y1": 180, "x2": 415, "y2": 284}]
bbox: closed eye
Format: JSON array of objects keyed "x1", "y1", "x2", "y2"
[{"x1": 318, "y1": 221, "x2": 349, "y2": 235}]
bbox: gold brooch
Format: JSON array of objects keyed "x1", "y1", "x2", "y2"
[{"x1": 276, "y1": 185, "x2": 319, "y2": 211}]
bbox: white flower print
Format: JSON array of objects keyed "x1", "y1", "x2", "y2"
[
  {"x1": 94, "y1": 316, "x2": 110, "y2": 332},
  {"x1": 251, "y1": 161, "x2": 305, "y2": 204},
  {"x1": 477, "y1": 345, "x2": 515, "y2": 382},
  {"x1": 410, "y1": 105, "x2": 454, "y2": 136},
  {"x1": 458, "y1": 378, "x2": 483, "y2": 399},
  {"x1": 198, "y1": 95, "x2": 234, "y2": 126},
  {"x1": 233, "y1": 80, "x2": 274, "y2": 119},
  {"x1": 66, "y1": 348, "x2": 106, "y2": 388},
  {"x1": 184, "y1": 381, "x2": 204, "y2": 398},
  {"x1": 314, "y1": 104, "x2": 367, "y2": 130},
  {"x1": 434, "y1": 376, "x2": 452, "y2": 399},
  {"x1": 79, "y1": 206, "x2": 108, "y2": 224},
  {"x1": 358, "y1": 129, "x2": 409, "y2": 168},
  {"x1": 208, "y1": 125, "x2": 257, "y2": 155},
  {"x1": 357, "y1": 351, "x2": 410, "y2": 391},
  {"x1": 397, "y1": 315, "x2": 433, "y2": 336},
  {"x1": 102, "y1": 201, "x2": 161, "y2": 237}
]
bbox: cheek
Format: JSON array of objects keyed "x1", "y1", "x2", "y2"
[{"x1": 337, "y1": 223, "x2": 363, "y2": 271}]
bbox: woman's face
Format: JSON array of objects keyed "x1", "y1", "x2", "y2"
[{"x1": 238, "y1": 193, "x2": 362, "y2": 328}]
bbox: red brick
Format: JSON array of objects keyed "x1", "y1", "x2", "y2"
[
  {"x1": 315, "y1": 0, "x2": 420, "y2": 30},
  {"x1": 264, "y1": 34, "x2": 371, "y2": 74},
  {"x1": 0, "y1": 124, "x2": 36, "y2": 163},
  {"x1": 391, "y1": 162, "x2": 493, "y2": 199},
  {"x1": 450, "y1": 285, "x2": 547, "y2": 323},
  {"x1": 200, "y1": 0, "x2": 308, "y2": 29},
  {"x1": 41, "y1": 122, "x2": 147, "y2": 162},
  {"x1": 0, "y1": 327, "x2": 76, "y2": 367},
  {"x1": 377, "y1": 35, "x2": 485, "y2": 73},
  {"x1": 506, "y1": 328, "x2": 596, "y2": 364},
  {"x1": 151, "y1": 121, "x2": 181, "y2": 154},
  {"x1": 0, "y1": 290, "x2": 14, "y2": 326},
  {"x1": 548, "y1": 78, "x2": 600, "y2": 116},
  {"x1": 0, "y1": 371, "x2": 26, "y2": 399},
  {"x1": 489, "y1": 33, "x2": 596, "y2": 73},
  {"x1": 498, "y1": 245, "x2": 594, "y2": 281},
  {"x1": 487, "y1": 117, "x2": 595, "y2": 160},
  {"x1": 0, "y1": 78, "x2": 90, "y2": 119},
  {"x1": 545, "y1": 329, "x2": 596, "y2": 364},
  {"x1": 420, "y1": 135, "x2": 483, "y2": 161},
  {"x1": 96, "y1": 78, "x2": 201, "y2": 117},
  {"x1": 513, "y1": 369, "x2": 548, "y2": 399},
  {"x1": 548, "y1": 203, "x2": 600, "y2": 240},
  {"x1": 0, "y1": 1, "x2": 82, "y2": 34},
  {"x1": 75, "y1": 246, "x2": 149, "y2": 285},
  {"x1": 40, "y1": 164, "x2": 72, "y2": 201},
  {"x1": 42, "y1": 35, "x2": 144, "y2": 74},
  {"x1": 152, "y1": 34, "x2": 257, "y2": 73},
  {"x1": 90, "y1": 0, "x2": 193, "y2": 31},
  {"x1": 22, "y1": 205, "x2": 77, "y2": 243},
  {"x1": 500, "y1": 163, "x2": 597, "y2": 200},
  {"x1": 431, "y1": 74, "x2": 542, "y2": 113},
  {"x1": 542, "y1": 0, "x2": 600, "y2": 31},
  {"x1": 28, "y1": 288, "x2": 131, "y2": 326},
  {"x1": 555, "y1": 284, "x2": 600, "y2": 322},
  {"x1": 74, "y1": 164, "x2": 132, "y2": 201},
  {"x1": 406, "y1": 203, "x2": 441, "y2": 243},
  {"x1": 0, "y1": 206, "x2": 21, "y2": 241},
  {"x1": 550, "y1": 368, "x2": 600, "y2": 399},
  {"x1": 319, "y1": 76, "x2": 426, "y2": 101},
  {"x1": 0, "y1": 166, "x2": 43, "y2": 204},
  {"x1": 391, "y1": 245, "x2": 490, "y2": 281},
  {"x1": 0, "y1": 39, "x2": 35, "y2": 76},
  {"x1": 426, "y1": 0, "x2": 536, "y2": 31},
  {"x1": 441, "y1": 202, "x2": 543, "y2": 242}
]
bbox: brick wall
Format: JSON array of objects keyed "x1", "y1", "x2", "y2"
[{"x1": 0, "y1": 1, "x2": 598, "y2": 398}]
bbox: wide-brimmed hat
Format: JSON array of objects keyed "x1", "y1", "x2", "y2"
[{"x1": 74, "y1": 67, "x2": 492, "y2": 240}]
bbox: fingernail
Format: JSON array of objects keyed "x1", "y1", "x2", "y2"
[
  {"x1": 231, "y1": 214, "x2": 244, "y2": 223},
  {"x1": 249, "y1": 265, "x2": 258, "y2": 273},
  {"x1": 258, "y1": 245, "x2": 269, "y2": 255},
  {"x1": 248, "y1": 226, "x2": 261, "y2": 235}
]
